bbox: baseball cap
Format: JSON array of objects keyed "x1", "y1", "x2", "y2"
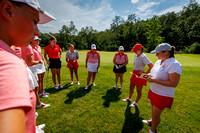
[
  {"x1": 131, "y1": 44, "x2": 142, "y2": 52},
  {"x1": 151, "y1": 43, "x2": 172, "y2": 54},
  {"x1": 11, "y1": 0, "x2": 56, "y2": 24},
  {"x1": 119, "y1": 46, "x2": 124, "y2": 50},
  {"x1": 91, "y1": 44, "x2": 96, "y2": 49},
  {"x1": 33, "y1": 36, "x2": 41, "y2": 40}
]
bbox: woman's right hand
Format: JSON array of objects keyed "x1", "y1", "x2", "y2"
[{"x1": 47, "y1": 60, "x2": 50, "y2": 65}]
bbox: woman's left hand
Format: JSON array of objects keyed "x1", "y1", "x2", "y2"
[
  {"x1": 119, "y1": 65, "x2": 123, "y2": 68},
  {"x1": 145, "y1": 77, "x2": 153, "y2": 82}
]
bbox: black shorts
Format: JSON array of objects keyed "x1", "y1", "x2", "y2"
[
  {"x1": 113, "y1": 64, "x2": 127, "y2": 73},
  {"x1": 49, "y1": 58, "x2": 61, "y2": 69}
]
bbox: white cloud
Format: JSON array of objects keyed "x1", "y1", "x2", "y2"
[
  {"x1": 137, "y1": 2, "x2": 160, "y2": 12},
  {"x1": 38, "y1": 0, "x2": 115, "y2": 33},
  {"x1": 156, "y1": 5, "x2": 184, "y2": 16},
  {"x1": 131, "y1": 0, "x2": 139, "y2": 4}
]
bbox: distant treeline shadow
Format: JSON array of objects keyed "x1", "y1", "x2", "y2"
[
  {"x1": 102, "y1": 88, "x2": 122, "y2": 107},
  {"x1": 64, "y1": 85, "x2": 92, "y2": 104}
]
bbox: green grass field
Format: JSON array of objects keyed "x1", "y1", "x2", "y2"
[{"x1": 36, "y1": 51, "x2": 200, "y2": 133}]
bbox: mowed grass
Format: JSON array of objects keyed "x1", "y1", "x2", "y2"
[{"x1": 36, "y1": 50, "x2": 200, "y2": 133}]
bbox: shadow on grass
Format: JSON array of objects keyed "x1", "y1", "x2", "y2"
[
  {"x1": 44, "y1": 83, "x2": 72, "y2": 94},
  {"x1": 102, "y1": 88, "x2": 122, "y2": 107},
  {"x1": 122, "y1": 102, "x2": 143, "y2": 133},
  {"x1": 64, "y1": 85, "x2": 92, "y2": 104}
]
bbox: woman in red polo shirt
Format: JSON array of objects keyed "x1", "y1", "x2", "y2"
[
  {"x1": 44, "y1": 37, "x2": 63, "y2": 89},
  {"x1": 113, "y1": 46, "x2": 128, "y2": 89},
  {"x1": 85, "y1": 44, "x2": 100, "y2": 90}
]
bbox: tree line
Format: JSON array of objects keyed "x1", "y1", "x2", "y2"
[{"x1": 40, "y1": 1, "x2": 200, "y2": 54}]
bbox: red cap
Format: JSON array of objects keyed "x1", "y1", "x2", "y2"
[{"x1": 131, "y1": 44, "x2": 143, "y2": 52}]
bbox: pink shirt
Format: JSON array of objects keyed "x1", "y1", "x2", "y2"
[
  {"x1": 21, "y1": 45, "x2": 34, "y2": 66},
  {"x1": 113, "y1": 52, "x2": 128, "y2": 64},
  {"x1": 30, "y1": 44, "x2": 43, "y2": 61},
  {"x1": 0, "y1": 40, "x2": 36, "y2": 133},
  {"x1": 87, "y1": 50, "x2": 100, "y2": 63}
]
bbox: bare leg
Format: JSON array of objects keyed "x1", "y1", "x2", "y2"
[
  {"x1": 50, "y1": 68, "x2": 56, "y2": 85},
  {"x1": 69, "y1": 68, "x2": 74, "y2": 82},
  {"x1": 92, "y1": 72, "x2": 96, "y2": 83},
  {"x1": 115, "y1": 73, "x2": 119, "y2": 85},
  {"x1": 74, "y1": 67, "x2": 79, "y2": 81},
  {"x1": 129, "y1": 82, "x2": 135, "y2": 99},
  {"x1": 150, "y1": 105, "x2": 163, "y2": 132},
  {"x1": 34, "y1": 87, "x2": 41, "y2": 105},
  {"x1": 119, "y1": 73, "x2": 123, "y2": 86},
  {"x1": 87, "y1": 72, "x2": 93, "y2": 85},
  {"x1": 56, "y1": 68, "x2": 61, "y2": 84},
  {"x1": 135, "y1": 86, "x2": 143, "y2": 103},
  {"x1": 40, "y1": 73, "x2": 45, "y2": 92}
]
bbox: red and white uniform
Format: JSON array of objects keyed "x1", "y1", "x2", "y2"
[
  {"x1": 0, "y1": 40, "x2": 36, "y2": 133},
  {"x1": 150, "y1": 58, "x2": 182, "y2": 97},
  {"x1": 148, "y1": 58, "x2": 182, "y2": 110},
  {"x1": 44, "y1": 44, "x2": 60, "y2": 59},
  {"x1": 86, "y1": 50, "x2": 100, "y2": 72},
  {"x1": 113, "y1": 52, "x2": 128, "y2": 64},
  {"x1": 30, "y1": 44, "x2": 46, "y2": 74},
  {"x1": 130, "y1": 53, "x2": 151, "y2": 86},
  {"x1": 21, "y1": 45, "x2": 38, "y2": 81},
  {"x1": 87, "y1": 50, "x2": 100, "y2": 63}
]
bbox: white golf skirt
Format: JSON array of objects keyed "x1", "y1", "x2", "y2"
[
  {"x1": 87, "y1": 62, "x2": 98, "y2": 72},
  {"x1": 28, "y1": 66, "x2": 38, "y2": 81},
  {"x1": 35, "y1": 63, "x2": 46, "y2": 74},
  {"x1": 27, "y1": 67, "x2": 38, "y2": 90}
]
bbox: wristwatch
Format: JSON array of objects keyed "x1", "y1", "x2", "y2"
[{"x1": 39, "y1": 60, "x2": 42, "y2": 64}]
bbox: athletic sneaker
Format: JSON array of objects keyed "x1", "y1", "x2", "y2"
[
  {"x1": 35, "y1": 112, "x2": 38, "y2": 119},
  {"x1": 77, "y1": 81, "x2": 80, "y2": 85},
  {"x1": 43, "y1": 91, "x2": 50, "y2": 95},
  {"x1": 142, "y1": 119, "x2": 152, "y2": 126},
  {"x1": 71, "y1": 81, "x2": 74, "y2": 85},
  {"x1": 39, "y1": 93, "x2": 48, "y2": 98},
  {"x1": 36, "y1": 103, "x2": 50, "y2": 109},
  {"x1": 59, "y1": 84, "x2": 63, "y2": 88},
  {"x1": 36, "y1": 124, "x2": 45, "y2": 130},
  {"x1": 92, "y1": 82, "x2": 96, "y2": 86},
  {"x1": 85, "y1": 85, "x2": 88, "y2": 90},
  {"x1": 54, "y1": 84, "x2": 58, "y2": 89},
  {"x1": 113, "y1": 84, "x2": 117, "y2": 88},
  {"x1": 118, "y1": 85, "x2": 122, "y2": 89},
  {"x1": 129, "y1": 102, "x2": 138, "y2": 107},
  {"x1": 122, "y1": 98, "x2": 131, "y2": 102}
]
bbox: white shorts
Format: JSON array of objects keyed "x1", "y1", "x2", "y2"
[
  {"x1": 28, "y1": 66, "x2": 38, "y2": 81},
  {"x1": 27, "y1": 67, "x2": 39, "y2": 90},
  {"x1": 35, "y1": 63, "x2": 46, "y2": 74},
  {"x1": 87, "y1": 62, "x2": 98, "y2": 72}
]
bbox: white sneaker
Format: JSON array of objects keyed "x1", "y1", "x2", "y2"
[
  {"x1": 71, "y1": 81, "x2": 74, "y2": 85},
  {"x1": 36, "y1": 102, "x2": 50, "y2": 109},
  {"x1": 59, "y1": 84, "x2": 63, "y2": 88},
  {"x1": 35, "y1": 112, "x2": 38, "y2": 119},
  {"x1": 122, "y1": 98, "x2": 131, "y2": 102},
  {"x1": 113, "y1": 84, "x2": 117, "y2": 88},
  {"x1": 142, "y1": 119, "x2": 152, "y2": 126},
  {"x1": 92, "y1": 82, "x2": 96, "y2": 86},
  {"x1": 129, "y1": 102, "x2": 138, "y2": 107},
  {"x1": 119, "y1": 85, "x2": 122, "y2": 89},
  {"x1": 36, "y1": 124, "x2": 45, "y2": 129},
  {"x1": 39, "y1": 93, "x2": 48, "y2": 98},
  {"x1": 77, "y1": 81, "x2": 80, "y2": 85},
  {"x1": 43, "y1": 91, "x2": 50, "y2": 95},
  {"x1": 85, "y1": 85, "x2": 88, "y2": 90},
  {"x1": 54, "y1": 84, "x2": 58, "y2": 89}
]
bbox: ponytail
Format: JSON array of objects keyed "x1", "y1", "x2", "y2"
[{"x1": 169, "y1": 46, "x2": 175, "y2": 58}]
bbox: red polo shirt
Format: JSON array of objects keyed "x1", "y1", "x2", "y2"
[{"x1": 44, "y1": 44, "x2": 60, "y2": 59}]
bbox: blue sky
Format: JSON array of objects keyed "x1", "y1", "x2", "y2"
[{"x1": 38, "y1": 0, "x2": 200, "y2": 33}]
